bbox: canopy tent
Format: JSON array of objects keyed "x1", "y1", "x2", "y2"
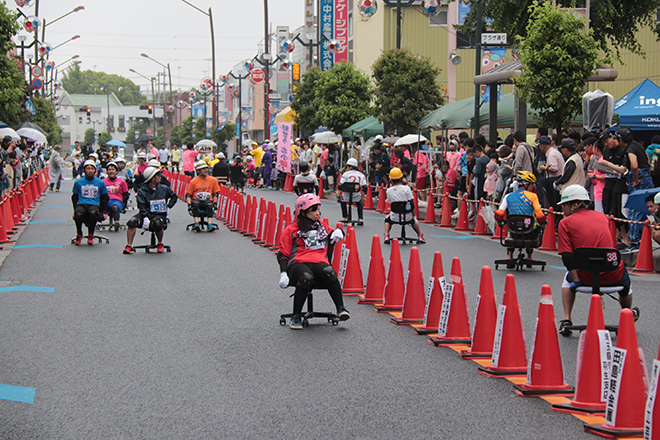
[
  {"x1": 418, "y1": 98, "x2": 474, "y2": 130},
  {"x1": 275, "y1": 106, "x2": 296, "y2": 124},
  {"x1": 613, "y1": 79, "x2": 660, "y2": 131},
  {"x1": 342, "y1": 116, "x2": 384, "y2": 140}
]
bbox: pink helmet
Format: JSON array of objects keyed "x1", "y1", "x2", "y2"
[{"x1": 295, "y1": 193, "x2": 321, "y2": 216}]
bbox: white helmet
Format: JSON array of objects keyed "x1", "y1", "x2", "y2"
[
  {"x1": 137, "y1": 152, "x2": 147, "y2": 159},
  {"x1": 216, "y1": 152, "x2": 225, "y2": 160},
  {"x1": 558, "y1": 184, "x2": 590, "y2": 205},
  {"x1": 346, "y1": 158, "x2": 359, "y2": 168},
  {"x1": 83, "y1": 160, "x2": 97, "y2": 169},
  {"x1": 195, "y1": 161, "x2": 209, "y2": 170},
  {"x1": 143, "y1": 166, "x2": 159, "y2": 183},
  {"x1": 148, "y1": 159, "x2": 161, "y2": 168}
]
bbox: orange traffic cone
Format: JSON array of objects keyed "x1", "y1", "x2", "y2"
[
  {"x1": 392, "y1": 246, "x2": 426, "y2": 325},
  {"x1": 332, "y1": 222, "x2": 344, "y2": 272},
  {"x1": 633, "y1": 220, "x2": 655, "y2": 273},
  {"x1": 538, "y1": 208, "x2": 557, "y2": 251},
  {"x1": 375, "y1": 186, "x2": 386, "y2": 213},
  {"x1": 241, "y1": 195, "x2": 252, "y2": 235},
  {"x1": 375, "y1": 238, "x2": 405, "y2": 312},
  {"x1": 471, "y1": 201, "x2": 490, "y2": 235},
  {"x1": 421, "y1": 193, "x2": 436, "y2": 224},
  {"x1": 514, "y1": 285, "x2": 574, "y2": 396},
  {"x1": 318, "y1": 177, "x2": 325, "y2": 199},
  {"x1": 284, "y1": 173, "x2": 294, "y2": 192},
  {"x1": 341, "y1": 226, "x2": 365, "y2": 295},
  {"x1": 643, "y1": 339, "x2": 660, "y2": 439},
  {"x1": 1, "y1": 198, "x2": 16, "y2": 233},
  {"x1": 284, "y1": 206, "x2": 292, "y2": 227},
  {"x1": 252, "y1": 198, "x2": 267, "y2": 244},
  {"x1": 363, "y1": 186, "x2": 375, "y2": 210},
  {"x1": 246, "y1": 196, "x2": 257, "y2": 237},
  {"x1": 358, "y1": 235, "x2": 386, "y2": 305},
  {"x1": 491, "y1": 213, "x2": 508, "y2": 240},
  {"x1": 273, "y1": 211, "x2": 285, "y2": 250},
  {"x1": 584, "y1": 308, "x2": 647, "y2": 438},
  {"x1": 429, "y1": 257, "x2": 472, "y2": 346},
  {"x1": 553, "y1": 294, "x2": 609, "y2": 415},
  {"x1": 461, "y1": 266, "x2": 498, "y2": 359},
  {"x1": 437, "y1": 185, "x2": 453, "y2": 228},
  {"x1": 413, "y1": 191, "x2": 420, "y2": 219},
  {"x1": 263, "y1": 202, "x2": 277, "y2": 248},
  {"x1": 478, "y1": 274, "x2": 528, "y2": 377},
  {"x1": 453, "y1": 196, "x2": 471, "y2": 231},
  {"x1": 415, "y1": 251, "x2": 445, "y2": 335}
]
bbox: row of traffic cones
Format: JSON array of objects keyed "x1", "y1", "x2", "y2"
[{"x1": 0, "y1": 168, "x2": 49, "y2": 248}]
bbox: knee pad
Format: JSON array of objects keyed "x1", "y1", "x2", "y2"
[
  {"x1": 74, "y1": 206, "x2": 87, "y2": 221},
  {"x1": 150, "y1": 217, "x2": 167, "y2": 232},
  {"x1": 126, "y1": 216, "x2": 141, "y2": 229},
  {"x1": 321, "y1": 266, "x2": 338, "y2": 284},
  {"x1": 110, "y1": 204, "x2": 120, "y2": 214},
  {"x1": 296, "y1": 272, "x2": 315, "y2": 291}
]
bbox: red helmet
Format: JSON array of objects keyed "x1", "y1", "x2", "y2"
[{"x1": 295, "y1": 193, "x2": 321, "y2": 216}]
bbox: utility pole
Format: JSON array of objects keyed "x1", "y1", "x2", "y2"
[{"x1": 473, "y1": 0, "x2": 483, "y2": 134}]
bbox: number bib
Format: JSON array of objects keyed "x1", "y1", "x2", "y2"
[
  {"x1": 196, "y1": 192, "x2": 211, "y2": 201},
  {"x1": 301, "y1": 230, "x2": 325, "y2": 250},
  {"x1": 150, "y1": 199, "x2": 167, "y2": 213},
  {"x1": 81, "y1": 185, "x2": 99, "y2": 198}
]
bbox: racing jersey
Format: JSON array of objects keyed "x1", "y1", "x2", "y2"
[
  {"x1": 72, "y1": 176, "x2": 108, "y2": 206},
  {"x1": 339, "y1": 170, "x2": 367, "y2": 203},
  {"x1": 496, "y1": 188, "x2": 544, "y2": 221},
  {"x1": 137, "y1": 183, "x2": 177, "y2": 218},
  {"x1": 278, "y1": 221, "x2": 332, "y2": 267},
  {"x1": 103, "y1": 176, "x2": 128, "y2": 202},
  {"x1": 186, "y1": 175, "x2": 221, "y2": 202}
]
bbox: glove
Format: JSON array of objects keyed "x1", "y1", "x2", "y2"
[
  {"x1": 494, "y1": 210, "x2": 505, "y2": 222},
  {"x1": 330, "y1": 228, "x2": 344, "y2": 244},
  {"x1": 278, "y1": 272, "x2": 290, "y2": 289},
  {"x1": 553, "y1": 181, "x2": 560, "y2": 191},
  {"x1": 537, "y1": 214, "x2": 547, "y2": 225},
  {"x1": 569, "y1": 280, "x2": 583, "y2": 292}
]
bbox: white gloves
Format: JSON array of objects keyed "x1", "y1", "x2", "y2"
[
  {"x1": 330, "y1": 228, "x2": 345, "y2": 244},
  {"x1": 142, "y1": 217, "x2": 150, "y2": 230},
  {"x1": 553, "y1": 181, "x2": 560, "y2": 191},
  {"x1": 279, "y1": 272, "x2": 290, "y2": 289}
]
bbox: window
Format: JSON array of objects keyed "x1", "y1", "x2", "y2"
[
  {"x1": 656, "y1": 7, "x2": 660, "y2": 23},
  {"x1": 118, "y1": 115, "x2": 125, "y2": 129},
  {"x1": 78, "y1": 116, "x2": 83, "y2": 124},
  {"x1": 429, "y1": 10, "x2": 448, "y2": 26}
]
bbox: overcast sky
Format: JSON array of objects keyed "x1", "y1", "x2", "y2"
[{"x1": 16, "y1": 0, "x2": 304, "y2": 93}]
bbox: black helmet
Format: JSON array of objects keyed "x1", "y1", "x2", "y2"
[
  {"x1": 299, "y1": 161, "x2": 309, "y2": 172},
  {"x1": 617, "y1": 127, "x2": 634, "y2": 143}
]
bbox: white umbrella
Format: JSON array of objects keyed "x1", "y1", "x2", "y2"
[
  {"x1": 17, "y1": 127, "x2": 48, "y2": 144},
  {"x1": 0, "y1": 127, "x2": 21, "y2": 142},
  {"x1": 312, "y1": 131, "x2": 342, "y2": 144},
  {"x1": 394, "y1": 133, "x2": 428, "y2": 146},
  {"x1": 195, "y1": 139, "x2": 217, "y2": 148}
]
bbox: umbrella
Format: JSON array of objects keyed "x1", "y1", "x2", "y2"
[
  {"x1": 314, "y1": 126, "x2": 331, "y2": 134},
  {"x1": 242, "y1": 139, "x2": 256, "y2": 147},
  {"x1": 16, "y1": 127, "x2": 47, "y2": 144},
  {"x1": 15, "y1": 121, "x2": 47, "y2": 135},
  {"x1": 394, "y1": 134, "x2": 428, "y2": 146},
  {"x1": 106, "y1": 140, "x2": 127, "y2": 148},
  {"x1": 624, "y1": 187, "x2": 660, "y2": 215},
  {"x1": 382, "y1": 136, "x2": 400, "y2": 145},
  {"x1": 0, "y1": 120, "x2": 9, "y2": 129},
  {"x1": 0, "y1": 127, "x2": 21, "y2": 142},
  {"x1": 136, "y1": 133, "x2": 156, "y2": 143},
  {"x1": 312, "y1": 131, "x2": 342, "y2": 144},
  {"x1": 195, "y1": 139, "x2": 217, "y2": 149}
]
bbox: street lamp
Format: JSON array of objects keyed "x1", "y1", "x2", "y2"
[
  {"x1": 294, "y1": 32, "x2": 329, "y2": 70},
  {"x1": 40, "y1": 6, "x2": 84, "y2": 73},
  {"x1": 54, "y1": 54, "x2": 80, "y2": 69},
  {"x1": 129, "y1": 68, "x2": 157, "y2": 136},
  {"x1": 228, "y1": 69, "x2": 250, "y2": 147},
  {"x1": 140, "y1": 53, "x2": 173, "y2": 103},
  {"x1": 50, "y1": 35, "x2": 80, "y2": 52},
  {"x1": 181, "y1": 0, "x2": 216, "y2": 128}
]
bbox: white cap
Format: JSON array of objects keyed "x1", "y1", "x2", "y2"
[
  {"x1": 195, "y1": 161, "x2": 209, "y2": 170},
  {"x1": 148, "y1": 159, "x2": 160, "y2": 168}
]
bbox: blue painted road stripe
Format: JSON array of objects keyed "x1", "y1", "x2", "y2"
[
  {"x1": 29, "y1": 220, "x2": 67, "y2": 224},
  {"x1": 13, "y1": 244, "x2": 63, "y2": 249},
  {"x1": 0, "y1": 384, "x2": 35, "y2": 403},
  {"x1": 431, "y1": 235, "x2": 479, "y2": 240},
  {"x1": 548, "y1": 265, "x2": 565, "y2": 271},
  {"x1": 0, "y1": 286, "x2": 55, "y2": 293}
]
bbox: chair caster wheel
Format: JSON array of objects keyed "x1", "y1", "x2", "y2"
[
  {"x1": 279, "y1": 318, "x2": 286, "y2": 326},
  {"x1": 302, "y1": 319, "x2": 309, "y2": 327},
  {"x1": 495, "y1": 265, "x2": 499, "y2": 270},
  {"x1": 332, "y1": 319, "x2": 339, "y2": 326},
  {"x1": 541, "y1": 266, "x2": 545, "y2": 271}
]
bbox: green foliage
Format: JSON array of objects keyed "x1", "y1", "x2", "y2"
[
  {"x1": 514, "y1": 1, "x2": 605, "y2": 131},
  {"x1": 290, "y1": 67, "x2": 323, "y2": 136},
  {"x1": 213, "y1": 122, "x2": 237, "y2": 146},
  {"x1": 168, "y1": 116, "x2": 206, "y2": 146},
  {"x1": 31, "y1": 97, "x2": 62, "y2": 145},
  {"x1": 315, "y1": 63, "x2": 372, "y2": 134},
  {"x1": 97, "y1": 132, "x2": 112, "y2": 146},
  {"x1": 0, "y1": 3, "x2": 27, "y2": 126},
  {"x1": 62, "y1": 64, "x2": 147, "y2": 105},
  {"x1": 372, "y1": 49, "x2": 444, "y2": 134},
  {"x1": 84, "y1": 128, "x2": 95, "y2": 145},
  {"x1": 154, "y1": 127, "x2": 165, "y2": 148},
  {"x1": 125, "y1": 126, "x2": 136, "y2": 146},
  {"x1": 458, "y1": 0, "x2": 660, "y2": 60},
  {"x1": 194, "y1": 117, "x2": 206, "y2": 141}
]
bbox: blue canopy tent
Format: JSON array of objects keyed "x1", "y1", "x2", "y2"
[{"x1": 613, "y1": 79, "x2": 660, "y2": 145}]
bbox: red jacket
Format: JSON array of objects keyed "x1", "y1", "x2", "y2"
[{"x1": 278, "y1": 221, "x2": 332, "y2": 266}]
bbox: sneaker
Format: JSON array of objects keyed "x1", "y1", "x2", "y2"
[
  {"x1": 467, "y1": 211, "x2": 476, "y2": 221},
  {"x1": 558, "y1": 319, "x2": 573, "y2": 337},
  {"x1": 632, "y1": 306, "x2": 640, "y2": 322},
  {"x1": 337, "y1": 306, "x2": 350, "y2": 321},
  {"x1": 341, "y1": 217, "x2": 349, "y2": 222},
  {"x1": 123, "y1": 245, "x2": 135, "y2": 254},
  {"x1": 621, "y1": 244, "x2": 639, "y2": 254},
  {"x1": 451, "y1": 212, "x2": 460, "y2": 219},
  {"x1": 157, "y1": 243, "x2": 165, "y2": 253},
  {"x1": 87, "y1": 234, "x2": 95, "y2": 245},
  {"x1": 73, "y1": 234, "x2": 83, "y2": 245},
  {"x1": 417, "y1": 233, "x2": 426, "y2": 244},
  {"x1": 208, "y1": 224, "x2": 218, "y2": 232},
  {"x1": 193, "y1": 223, "x2": 201, "y2": 232},
  {"x1": 383, "y1": 233, "x2": 391, "y2": 244},
  {"x1": 289, "y1": 314, "x2": 303, "y2": 329},
  {"x1": 55, "y1": 188, "x2": 60, "y2": 192}
]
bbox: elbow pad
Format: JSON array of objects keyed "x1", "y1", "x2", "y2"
[{"x1": 561, "y1": 252, "x2": 576, "y2": 271}]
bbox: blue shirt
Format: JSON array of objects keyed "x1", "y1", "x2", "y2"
[
  {"x1": 73, "y1": 176, "x2": 108, "y2": 206},
  {"x1": 459, "y1": 152, "x2": 468, "y2": 177}
]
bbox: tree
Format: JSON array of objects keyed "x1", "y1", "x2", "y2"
[
  {"x1": 62, "y1": 64, "x2": 147, "y2": 105},
  {"x1": 290, "y1": 67, "x2": 323, "y2": 136},
  {"x1": 212, "y1": 122, "x2": 237, "y2": 147},
  {"x1": 0, "y1": 4, "x2": 27, "y2": 126},
  {"x1": 372, "y1": 49, "x2": 444, "y2": 134},
  {"x1": 31, "y1": 97, "x2": 62, "y2": 145},
  {"x1": 193, "y1": 117, "x2": 206, "y2": 142},
  {"x1": 316, "y1": 63, "x2": 372, "y2": 134},
  {"x1": 84, "y1": 128, "x2": 95, "y2": 145},
  {"x1": 514, "y1": 1, "x2": 605, "y2": 132},
  {"x1": 154, "y1": 127, "x2": 165, "y2": 148},
  {"x1": 97, "y1": 132, "x2": 112, "y2": 146},
  {"x1": 458, "y1": 0, "x2": 660, "y2": 60}
]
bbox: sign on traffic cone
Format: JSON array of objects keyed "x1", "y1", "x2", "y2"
[
  {"x1": 358, "y1": 235, "x2": 385, "y2": 305},
  {"x1": 514, "y1": 285, "x2": 574, "y2": 396},
  {"x1": 633, "y1": 220, "x2": 655, "y2": 272},
  {"x1": 643, "y1": 339, "x2": 660, "y2": 439},
  {"x1": 363, "y1": 186, "x2": 375, "y2": 210},
  {"x1": 461, "y1": 266, "x2": 498, "y2": 359},
  {"x1": 392, "y1": 246, "x2": 426, "y2": 325},
  {"x1": 478, "y1": 274, "x2": 528, "y2": 377},
  {"x1": 429, "y1": 257, "x2": 472, "y2": 346},
  {"x1": 415, "y1": 251, "x2": 445, "y2": 335},
  {"x1": 340, "y1": 226, "x2": 365, "y2": 295},
  {"x1": 538, "y1": 208, "x2": 557, "y2": 251},
  {"x1": 375, "y1": 238, "x2": 405, "y2": 312},
  {"x1": 585, "y1": 308, "x2": 648, "y2": 438},
  {"x1": 453, "y1": 196, "x2": 471, "y2": 231},
  {"x1": 471, "y1": 201, "x2": 490, "y2": 235}
]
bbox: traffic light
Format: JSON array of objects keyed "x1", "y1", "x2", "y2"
[
  {"x1": 86, "y1": 107, "x2": 91, "y2": 116},
  {"x1": 139, "y1": 104, "x2": 148, "y2": 110},
  {"x1": 148, "y1": 104, "x2": 153, "y2": 114}
]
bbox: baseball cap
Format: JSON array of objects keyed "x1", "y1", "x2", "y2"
[{"x1": 537, "y1": 135, "x2": 551, "y2": 145}]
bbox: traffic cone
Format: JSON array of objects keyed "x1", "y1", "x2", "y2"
[
  {"x1": 284, "y1": 206, "x2": 292, "y2": 227},
  {"x1": 391, "y1": 246, "x2": 426, "y2": 325},
  {"x1": 331, "y1": 222, "x2": 344, "y2": 272},
  {"x1": 263, "y1": 202, "x2": 278, "y2": 248},
  {"x1": 453, "y1": 196, "x2": 471, "y2": 231},
  {"x1": 461, "y1": 266, "x2": 498, "y2": 359},
  {"x1": 633, "y1": 220, "x2": 655, "y2": 273},
  {"x1": 252, "y1": 198, "x2": 267, "y2": 243},
  {"x1": 553, "y1": 294, "x2": 609, "y2": 415},
  {"x1": 413, "y1": 191, "x2": 420, "y2": 219},
  {"x1": 471, "y1": 201, "x2": 490, "y2": 235},
  {"x1": 384, "y1": 200, "x2": 391, "y2": 214},
  {"x1": 363, "y1": 185, "x2": 375, "y2": 210},
  {"x1": 514, "y1": 285, "x2": 574, "y2": 396},
  {"x1": 341, "y1": 226, "x2": 365, "y2": 295},
  {"x1": 429, "y1": 257, "x2": 472, "y2": 346},
  {"x1": 491, "y1": 213, "x2": 508, "y2": 240},
  {"x1": 375, "y1": 186, "x2": 386, "y2": 213},
  {"x1": 415, "y1": 251, "x2": 445, "y2": 335},
  {"x1": 246, "y1": 196, "x2": 257, "y2": 237},
  {"x1": 318, "y1": 177, "x2": 325, "y2": 199},
  {"x1": 421, "y1": 192, "x2": 436, "y2": 224},
  {"x1": 584, "y1": 308, "x2": 647, "y2": 438},
  {"x1": 358, "y1": 235, "x2": 386, "y2": 305},
  {"x1": 538, "y1": 208, "x2": 557, "y2": 251},
  {"x1": 240, "y1": 195, "x2": 252, "y2": 234},
  {"x1": 437, "y1": 185, "x2": 453, "y2": 227},
  {"x1": 0, "y1": 202, "x2": 10, "y2": 245},
  {"x1": 643, "y1": 339, "x2": 660, "y2": 439},
  {"x1": 375, "y1": 238, "x2": 405, "y2": 312},
  {"x1": 1, "y1": 198, "x2": 16, "y2": 233},
  {"x1": 478, "y1": 274, "x2": 528, "y2": 377},
  {"x1": 273, "y1": 209, "x2": 285, "y2": 250},
  {"x1": 284, "y1": 173, "x2": 294, "y2": 192}
]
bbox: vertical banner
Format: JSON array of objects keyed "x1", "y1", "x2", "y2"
[
  {"x1": 334, "y1": 0, "x2": 348, "y2": 63},
  {"x1": 320, "y1": 0, "x2": 334, "y2": 71},
  {"x1": 206, "y1": 118, "x2": 212, "y2": 137},
  {"x1": 217, "y1": 112, "x2": 228, "y2": 131},
  {"x1": 481, "y1": 48, "x2": 504, "y2": 103},
  {"x1": 276, "y1": 122, "x2": 293, "y2": 173},
  {"x1": 269, "y1": 101, "x2": 280, "y2": 139},
  {"x1": 241, "y1": 108, "x2": 251, "y2": 129}
]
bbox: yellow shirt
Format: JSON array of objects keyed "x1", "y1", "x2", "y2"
[
  {"x1": 250, "y1": 148, "x2": 264, "y2": 167},
  {"x1": 171, "y1": 149, "x2": 181, "y2": 162},
  {"x1": 290, "y1": 144, "x2": 299, "y2": 161}
]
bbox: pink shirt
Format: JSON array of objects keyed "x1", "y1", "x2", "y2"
[
  {"x1": 414, "y1": 151, "x2": 430, "y2": 178},
  {"x1": 592, "y1": 157, "x2": 605, "y2": 201},
  {"x1": 183, "y1": 149, "x2": 198, "y2": 172},
  {"x1": 447, "y1": 151, "x2": 461, "y2": 171},
  {"x1": 103, "y1": 177, "x2": 128, "y2": 202}
]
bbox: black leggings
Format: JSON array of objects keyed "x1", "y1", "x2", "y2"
[
  {"x1": 109, "y1": 204, "x2": 121, "y2": 222},
  {"x1": 287, "y1": 262, "x2": 344, "y2": 315},
  {"x1": 341, "y1": 201, "x2": 363, "y2": 219},
  {"x1": 74, "y1": 204, "x2": 100, "y2": 235}
]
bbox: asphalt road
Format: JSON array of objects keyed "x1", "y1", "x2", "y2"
[{"x1": 0, "y1": 181, "x2": 657, "y2": 439}]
